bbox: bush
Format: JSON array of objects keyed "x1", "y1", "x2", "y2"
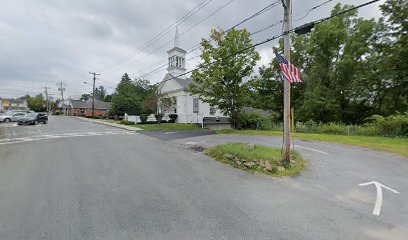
[
  {"x1": 168, "y1": 119, "x2": 176, "y2": 123},
  {"x1": 120, "y1": 120, "x2": 135, "y2": 125},
  {"x1": 294, "y1": 113, "x2": 408, "y2": 137},
  {"x1": 236, "y1": 112, "x2": 277, "y2": 130},
  {"x1": 168, "y1": 114, "x2": 178, "y2": 121},
  {"x1": 365, "y1": 114, "x2": 408, "y2": 137},
  {"x1": 139, "y1": 114, "x2": 148, "y2": 124},
  {"x1": 154, "y1": 113, "x2": 164, "y2": 123}
]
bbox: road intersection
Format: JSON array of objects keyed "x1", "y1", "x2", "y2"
[{"x1": 0, "y1": 116, "x2": 406, "y2": 239}]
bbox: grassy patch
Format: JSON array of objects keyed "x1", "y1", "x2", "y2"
[
  {"x1": 205, "y1": 143, "x2": 304, "y2": 177},
  {"x1": 132, "y1": 123, "x2": 202, "y2": 131},
  {"x1": 218, "y1": 129, "x2": 408, "y2": 158}
]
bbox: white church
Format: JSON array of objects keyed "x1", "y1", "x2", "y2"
[{"x1": 157, "y1": 28, "x2": 227, "y2": 125}]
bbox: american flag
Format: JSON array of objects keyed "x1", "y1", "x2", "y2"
[{"x1": 275, "y1": 52, "x2": 303, "y2": 83}]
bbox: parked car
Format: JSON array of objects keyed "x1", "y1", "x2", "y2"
[
  {"x1": 0, "y1": 111, "x2": 27, "y2": 122},
  {"x1": 17, "y1": 113, "x2": 48, "y2": 125}
]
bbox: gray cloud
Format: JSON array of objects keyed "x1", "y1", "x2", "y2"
[{"x1": 0, "y1": 0, "x2": 382, "y2": 99}]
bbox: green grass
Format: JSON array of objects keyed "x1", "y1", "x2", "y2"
[
  {"x1": 218, "y1": 129, "x2": 408, "y2": 158},
  {"x1": 131, "y1": 123, "x2": 202, "y2": 131},
  {"x1": 205, "y1": 143, "x2": 304, "y2": 177}
]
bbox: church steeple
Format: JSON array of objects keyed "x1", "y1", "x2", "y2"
[
  {"x1": 167, "y1": 26, "x2": 187, "y2": 79},
  {"x1": 174, "y1": 26, "x2": 181, "y2": 48}
]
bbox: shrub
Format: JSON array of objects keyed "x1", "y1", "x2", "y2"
[
  {"x1": 365, "y1": 114, "x2": 408, "y2": 137},
  {"x1": 236, "y1": 112, "x2": 276, "y2": 130},
  {"x1": 168, "y1": 119, "x2": 176, "y2": 123},
  {"x1": 168, "y1": 114, "x2": 178, "y2": 121},
  {"x1": 139, "y1": 114, "x2": 148, "y2": 124},
  {"x1": 120, "y1": 120, "x2": 135, "y2": 125},
  {"x1": 154, "y1": 113, "x2": 164, "y2": 123}
]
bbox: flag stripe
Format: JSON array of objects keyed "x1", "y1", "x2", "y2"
[{"x1": 275, "y1": 52, "x2": 303, "y2": 84}]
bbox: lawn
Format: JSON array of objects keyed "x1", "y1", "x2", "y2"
[
  {"x1": 218, "y1": 129, "x2": 408, "y2": 158},
  {"x1": 205, "y1": 143, "x2": 304, "y2": 177}
]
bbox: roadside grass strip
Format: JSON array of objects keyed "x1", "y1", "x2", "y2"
[
  {"x1": 218, "y1": 130, "x2": 408, "y2": 158},
  {"x1": 205, "y1": 143, "x2": 304, "y2": 177}
]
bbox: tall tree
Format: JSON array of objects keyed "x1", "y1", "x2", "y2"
[
  {"x1": 94, "y1": 86, "x2": 107, "y2": 101},
  {"x1": 27, "y1": 94, "x2": 46, "y2": 112},
  {"x1": 111, "y1": 73, "x2": 141, "y2": 115},
  {"x1": 189, "y1": 28, "x2": 260, "y2": 127}
]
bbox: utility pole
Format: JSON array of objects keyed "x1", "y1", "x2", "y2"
[
  {"x1": 89, "y1": 72, "x2": 100, "y2": 118},
  {"x1": 56, "y1": 82, "x2": 67, "y2": 101},
  {"x1": 56, "y1": 82, "x2": 67, "y2": 115},
  {"x1": 282, "y1": 0, "x2": 291, "y2": 163},
  {"x1": 43, "y1": 86, "x2": 50, "y2": 115}
]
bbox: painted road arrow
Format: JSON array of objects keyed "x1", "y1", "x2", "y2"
[{"x1": 359, "y1": 181, "x2": 400, "y2": 216}]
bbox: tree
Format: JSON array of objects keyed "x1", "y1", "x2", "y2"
[
  {"x1": 110, "y1": 74, "x2": 156, "y2": 116},
  {"x1": 378, "y1": 0, "x2": 408, "y2": 114},
  {"x1": 111, "y1": 73, "x2": 141, "y2": 115},
  {"x1": 27, "y1": 94, "x2": 46, "y2": 112},
  {"x1": 80, "y1": 94, "x2": 91, "y2": 101},
  {"x1": 94, "y1": 86, "x2": 107, "y2": 100},
  {"x1": 189, "y1": 28, "x2": 260, "y2": 127}
]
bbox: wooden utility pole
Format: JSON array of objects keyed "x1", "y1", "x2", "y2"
[
  {"x1": 43, "y1": 86, "x2": 50, "y2": 115},
  {"x1": 89, "y1": 72, "x2": 100, "y2": 118},
  {"x1": 282, "y1": 0, "x2": 291, "y2": 163}
]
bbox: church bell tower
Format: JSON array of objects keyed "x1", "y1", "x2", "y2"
[{"x1": 167, "y1": 26, "x2": 187, "y2": 79}]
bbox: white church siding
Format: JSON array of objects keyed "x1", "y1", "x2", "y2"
[{"x1": 157, "y1": 27, "x2": 228, "y2": 125}]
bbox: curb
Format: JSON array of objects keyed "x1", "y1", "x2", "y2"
[{"x1": 74, "y1": 117, "x2": 142, "y2": 131}]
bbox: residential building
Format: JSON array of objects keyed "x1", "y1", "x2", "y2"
[
  {"x1": 0, "y1": 98, "x2": 28, "y2": 113},
  {"x1": 157, "y1": 27, "x2": 228, "y2": 124},
  {"x1": 59, "y1": 99, "x2": 111, "y2": 117}
]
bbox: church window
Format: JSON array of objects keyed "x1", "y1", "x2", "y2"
[{"x1": 193, "y1": 98, "x2": 199, "y2": 113}]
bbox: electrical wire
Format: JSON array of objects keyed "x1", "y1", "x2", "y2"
[
  {"x1": 161, "y1": 0, "x2": 381, "y2": 84},
  {"x1": 99, "y1": 0, "x2": 214, "y2": 72}
]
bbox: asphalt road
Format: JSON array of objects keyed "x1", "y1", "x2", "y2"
[{"x1": 0, "y1": 116, "x2": 406, "y2": 240}]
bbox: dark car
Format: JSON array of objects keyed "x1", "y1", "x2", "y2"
[{"x1": 18, "y1": 113, "x2": 48, "y2": 125}]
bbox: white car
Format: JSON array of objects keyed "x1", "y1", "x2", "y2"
[{"x1": 0, "y1": 112, "x2": 27, "y2": 122}]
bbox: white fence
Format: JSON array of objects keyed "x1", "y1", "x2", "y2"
[{"x1": 126, "y1": 114, "x2": 170, "y2": 123}]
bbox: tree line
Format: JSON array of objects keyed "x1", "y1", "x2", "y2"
[
  {"x1": 106, "y1": 0, "x2": 406, "y2": 126},
  {"x1": 190, "y1": 0, "x2": 407, "y2": 125}
]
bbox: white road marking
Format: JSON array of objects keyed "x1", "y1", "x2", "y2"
[
  {"x1": 163, "y1": 131, "x2": 176, "y2": 135},
  {"x1": 185, "y1": 141, "x2": 206, "y2": 145},
  {"x1": 296, "y1": 145, "x2": 329, "y2": 155},
  {"x1": 0, "y1": 131, "x2": 139, "y2": 145},
  {"x1": 359, "y1": 181, "x2": 400, "y2": 216}
]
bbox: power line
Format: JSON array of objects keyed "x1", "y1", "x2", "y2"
[
  {"x1": 135, "y1": 1, "x2": 282, "y2": 78},
  {"x1": 161, "y1": 0, "x2": 381, "y2": 84},
  {"x1": 137, "y1": 19, "x2": 284, "y2": 79},
  {"x1": 56, "y1": 82, "x2": 67, "y2": 101},
  {"x1": 99, "y1": 0, "x2": 214, "y2": 72},
  {"x1": 293, "y1": 0, "x2": 336, "y2": 22},
  {"x1": 138, "y1": 0, "x2": 372, "y2": 80},
  {"x1": 108, "y1": 0, "x2": 237, "y2": 74}
]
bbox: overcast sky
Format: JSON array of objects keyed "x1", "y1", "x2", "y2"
[{"x1": 0, "y1": 0, "x2": 383, "y2": 99}]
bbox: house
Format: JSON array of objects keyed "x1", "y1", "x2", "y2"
[
  {"x1": 0, "y1": 98, "x2": 28, "y2": 113},
  {"x1": 157, "y1": 28, "x2": 228, "y2": 126},
  {"x1": 59, "y1": 99, "x2": 111, "y2": 117}
]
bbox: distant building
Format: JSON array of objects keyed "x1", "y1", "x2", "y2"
[
  {"x1": 0, "y1": 98, "x2": 28, "y2": 113},
  {"x1": 157, "y1": 27, "x2": 228, "y2": 124},
  {"x1": 58, "y1": 99, "x2": 111, "y2": 116}
]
